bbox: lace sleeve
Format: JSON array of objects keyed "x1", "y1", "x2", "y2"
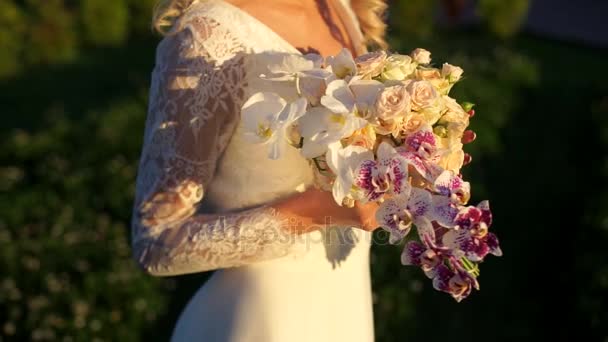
[{"x1": 130, "y1": 14, "x2": 294, "y2": 276}]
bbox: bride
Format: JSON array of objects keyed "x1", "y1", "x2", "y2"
[{"x1": 130, "y1": 0, "x2": 388, "y2": 340}]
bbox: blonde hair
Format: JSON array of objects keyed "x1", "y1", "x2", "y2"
[
  {"x1": 350, "y1": 0, "x2": 388, "y2": 49},
  {"x1": 153, "y1": 0, "x2": 388, "y2": 49}
]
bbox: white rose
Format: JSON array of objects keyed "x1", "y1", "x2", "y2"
[
  {"x1": 442, "y1": 63, "x2": 464, "y2": 83},
  {"x1": 374, "y1": 85, "x2": 411, "y2": 120},
  {"x1": 407, "y1": 80, "x2": 439, "y2": 111},
  {"x1": 381, "y1": 54, "x2": 416, "y2": 81},
  {"x1": 411, "y1": 48, "x2": 431, "y2": 64}
]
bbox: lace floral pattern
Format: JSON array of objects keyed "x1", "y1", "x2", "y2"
[{"x1": 131, "y1": 11, "x2": 295, "y2": 276}]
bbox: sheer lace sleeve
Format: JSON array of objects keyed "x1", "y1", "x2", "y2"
[{"x1": 130, "y1": 14, "x2": 294, "y2": 276}]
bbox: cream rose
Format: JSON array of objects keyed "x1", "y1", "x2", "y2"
[
  {"x1": 415, "y1": 67, "x2": 441, "y2": 81},
  {"x1": 436, "y1": 96, "x2": 470, "y2": 156},
  {"x1": 407, "y1": 80, "x2": 439, "y2": 111},
  {"x1": 438, "y1": 144, "x2": 465, "y2": 174},
  {"x1": 419, "y1": 106, "x2": 443, "y2": 126},
  {"x1": 416, "y1": 68, "x2": 451, "y2": 95},
  {"x1": 381, "y1": 54, "x2": 416, "y2": 81},
  {"x1": 440, "y1": 96, "x2": 470, "y2": 127},
  {"x1": 374, "y1": 117, "x2": 404, "y2": 136},
  {"x1": 442, "y1": 63, "x2": 464, "y2": 83},
  {"x1": 355, "y1": 51, "x2": 387, "y2": 78},
  {"x1": 400, "y1": 113, "x2": 426, "y2": 135},
  {"x1": 343, "y1": 125, "x2": 377, "y2": 149},
  {"x1": 374, "y1": 85, "x2": 411, "y2": 120},
  {"x1": 411, "y1": 48, "x2": 431, "y2": 64}
]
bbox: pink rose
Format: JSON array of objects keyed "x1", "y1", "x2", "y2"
[
  {"x1": 374, "y1": 85, "x2": 411, "y2": 120},
  {"x1": 411, "y1": 48, "x2": 431, "y2": 64},
  {"x1": 355, "y1": 51, "x2": 388, "y2": 78},
  {"x1": 407, "y1": 80, "x2": 439, "y2": 111}
]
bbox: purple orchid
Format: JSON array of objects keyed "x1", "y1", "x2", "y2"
[
  {"x1": 401, "y1": 238, "x2": 449, "y2": 278},
  {"x1": 402, "y1": 237, "x2": 481, "y2": 302},
  {"x1": 354, "y1": 142, "x2": 410, "y2": 202},
  {"x1": 404, "y1": 127, "x2": 438, "y2": 159},
  {"x1": 433, "y1": 170, "x2": 470, "y2": 205},
  {"x1": 397, "y1": 126, "x2": 444, "y2": 184},
  {"x1": 432, "y1": 262, "x2": 480, "y2": 302},
  {"x1": 375, "y1": 188, "x2": 434, "y2": 244},
  {"x1": 442, "y1": 201, "x2": 502, "y2": 262}
]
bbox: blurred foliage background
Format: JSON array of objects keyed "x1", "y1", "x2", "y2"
[{"x1": 0, "y1": 0, "x2": 606, "y2": 341}]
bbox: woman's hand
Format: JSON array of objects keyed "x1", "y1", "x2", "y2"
[
  {"x1": 353, "y1": 200, "x2": 380, "y2": 232},
  {"x1": 273, "y1": 187, "x2": 381, "y2": 234}
]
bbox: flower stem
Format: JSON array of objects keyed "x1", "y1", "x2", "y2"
[
  {"x1": 313, "y1": 157, "x2": 327, "y2": 172},
  {"x1": 460, "y1": 257, "x2": 480, "y2": 277}
]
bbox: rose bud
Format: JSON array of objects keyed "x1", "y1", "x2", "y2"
[{"x1": 461, "y1": 130, "x2": 476, "y2": 144}]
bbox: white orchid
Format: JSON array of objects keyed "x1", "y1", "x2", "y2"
[
  {"x1": 321, "y1": 77, "x2": 384, "y2": 118},
  {"x1": 297, "y1": 68, "x2": 336, "y2": 105},
  {"x1": 326, "y1": 142, "x2": 374, "y2": 205},
  {"x1": 298, "y1": 106, "x2": 367, "y2": 158},
  {"x1": 260, "y1": 53, "x2": 335, "y2": 106},
  {"x1": 326, "y1": 48, "x2": 357, "y2": 78},
  {"x1": 262, "y1": 54, "x2": 318, "y2": 81},
  {"x1": 241, "y1": 92, "x2": 307, "y2": 160}
]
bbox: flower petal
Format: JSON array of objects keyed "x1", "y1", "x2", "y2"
[
  {"x1": 301, "y1": 138, "x2": 330, "y2": 158},
  {"x1": 486, "y1": 232, "x2": 502, "y2": 257},
  {"x1": 431, "y1": 195, "x2": 458, "y2": 228},
  {"x1": 279, "y1": 97, "x2": 308, "y2": 123},
  {"x1": 408, "y1": 188, "x2": 433, "y2": 217},
  {"x1": 350, "y1": 79, "x2": 384, "y2": 113},
  {"x1": 389, "y1": 155, "x2": 411, "y2": 196},
  {"x1": 401, "y1": 241, "x2": 426, "y2": 266},
  {"x1": 321, "y1": 79, "x2": 354, "y2": 113},
  {"x1": 354, "y1": 160, "x2": 383, "y2": 202},
  {"x1": 298, "y1": 107, "x2": 332, "y2": 138},
  {"x1": 432, "y1": 264, "x2": 453, "y2": 292},
  {"x1": 268, "y1": 138, "x2": 285, "y2": 160},
  {"x1": 376, "y1": 197, "x2": 411, "y2": 244},
  {"x1": 414, "y1": 215, "x2": 436, "y2": 243}
]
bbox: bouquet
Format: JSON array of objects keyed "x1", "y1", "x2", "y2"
[{"x1": 241, "y1": 48, "x2": 502, "y2": 302}]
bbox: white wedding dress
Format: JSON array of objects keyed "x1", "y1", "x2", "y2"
[{"x1": 130, "y1": 0, "x2": 374, "y2": 341}]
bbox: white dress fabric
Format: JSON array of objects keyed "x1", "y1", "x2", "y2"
[{"x1": 130, "y1": 0, "x2": 374, "y2": 341}]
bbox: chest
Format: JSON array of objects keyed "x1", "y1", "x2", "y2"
[{"x1": 228, "y1": 0, "x2": 356, "y2": 57}]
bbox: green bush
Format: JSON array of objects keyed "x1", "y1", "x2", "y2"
[
  {"x1": 81, "y1": 0, "x2": 129, "y2": 46},
  {"x1": 478, "y1": 0, "x2": 530, "y2": 38},
  {"x1": 0, "y1": 2, "x2": 26, "y2": 78},
  {"x1": 0, "y1": 99, "x2": 170, "y2": 340},
  {"x1": 24, "y1": 0, "x2": 79, "y2": 66}
]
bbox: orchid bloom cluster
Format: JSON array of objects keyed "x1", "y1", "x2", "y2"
[{"x1": 241, "y1": 48, "x2": 502, "y2": 301}]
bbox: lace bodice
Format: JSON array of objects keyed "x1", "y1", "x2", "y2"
[{"x1": 131, "y1": 0, "x2": 365, "y2": 276}]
